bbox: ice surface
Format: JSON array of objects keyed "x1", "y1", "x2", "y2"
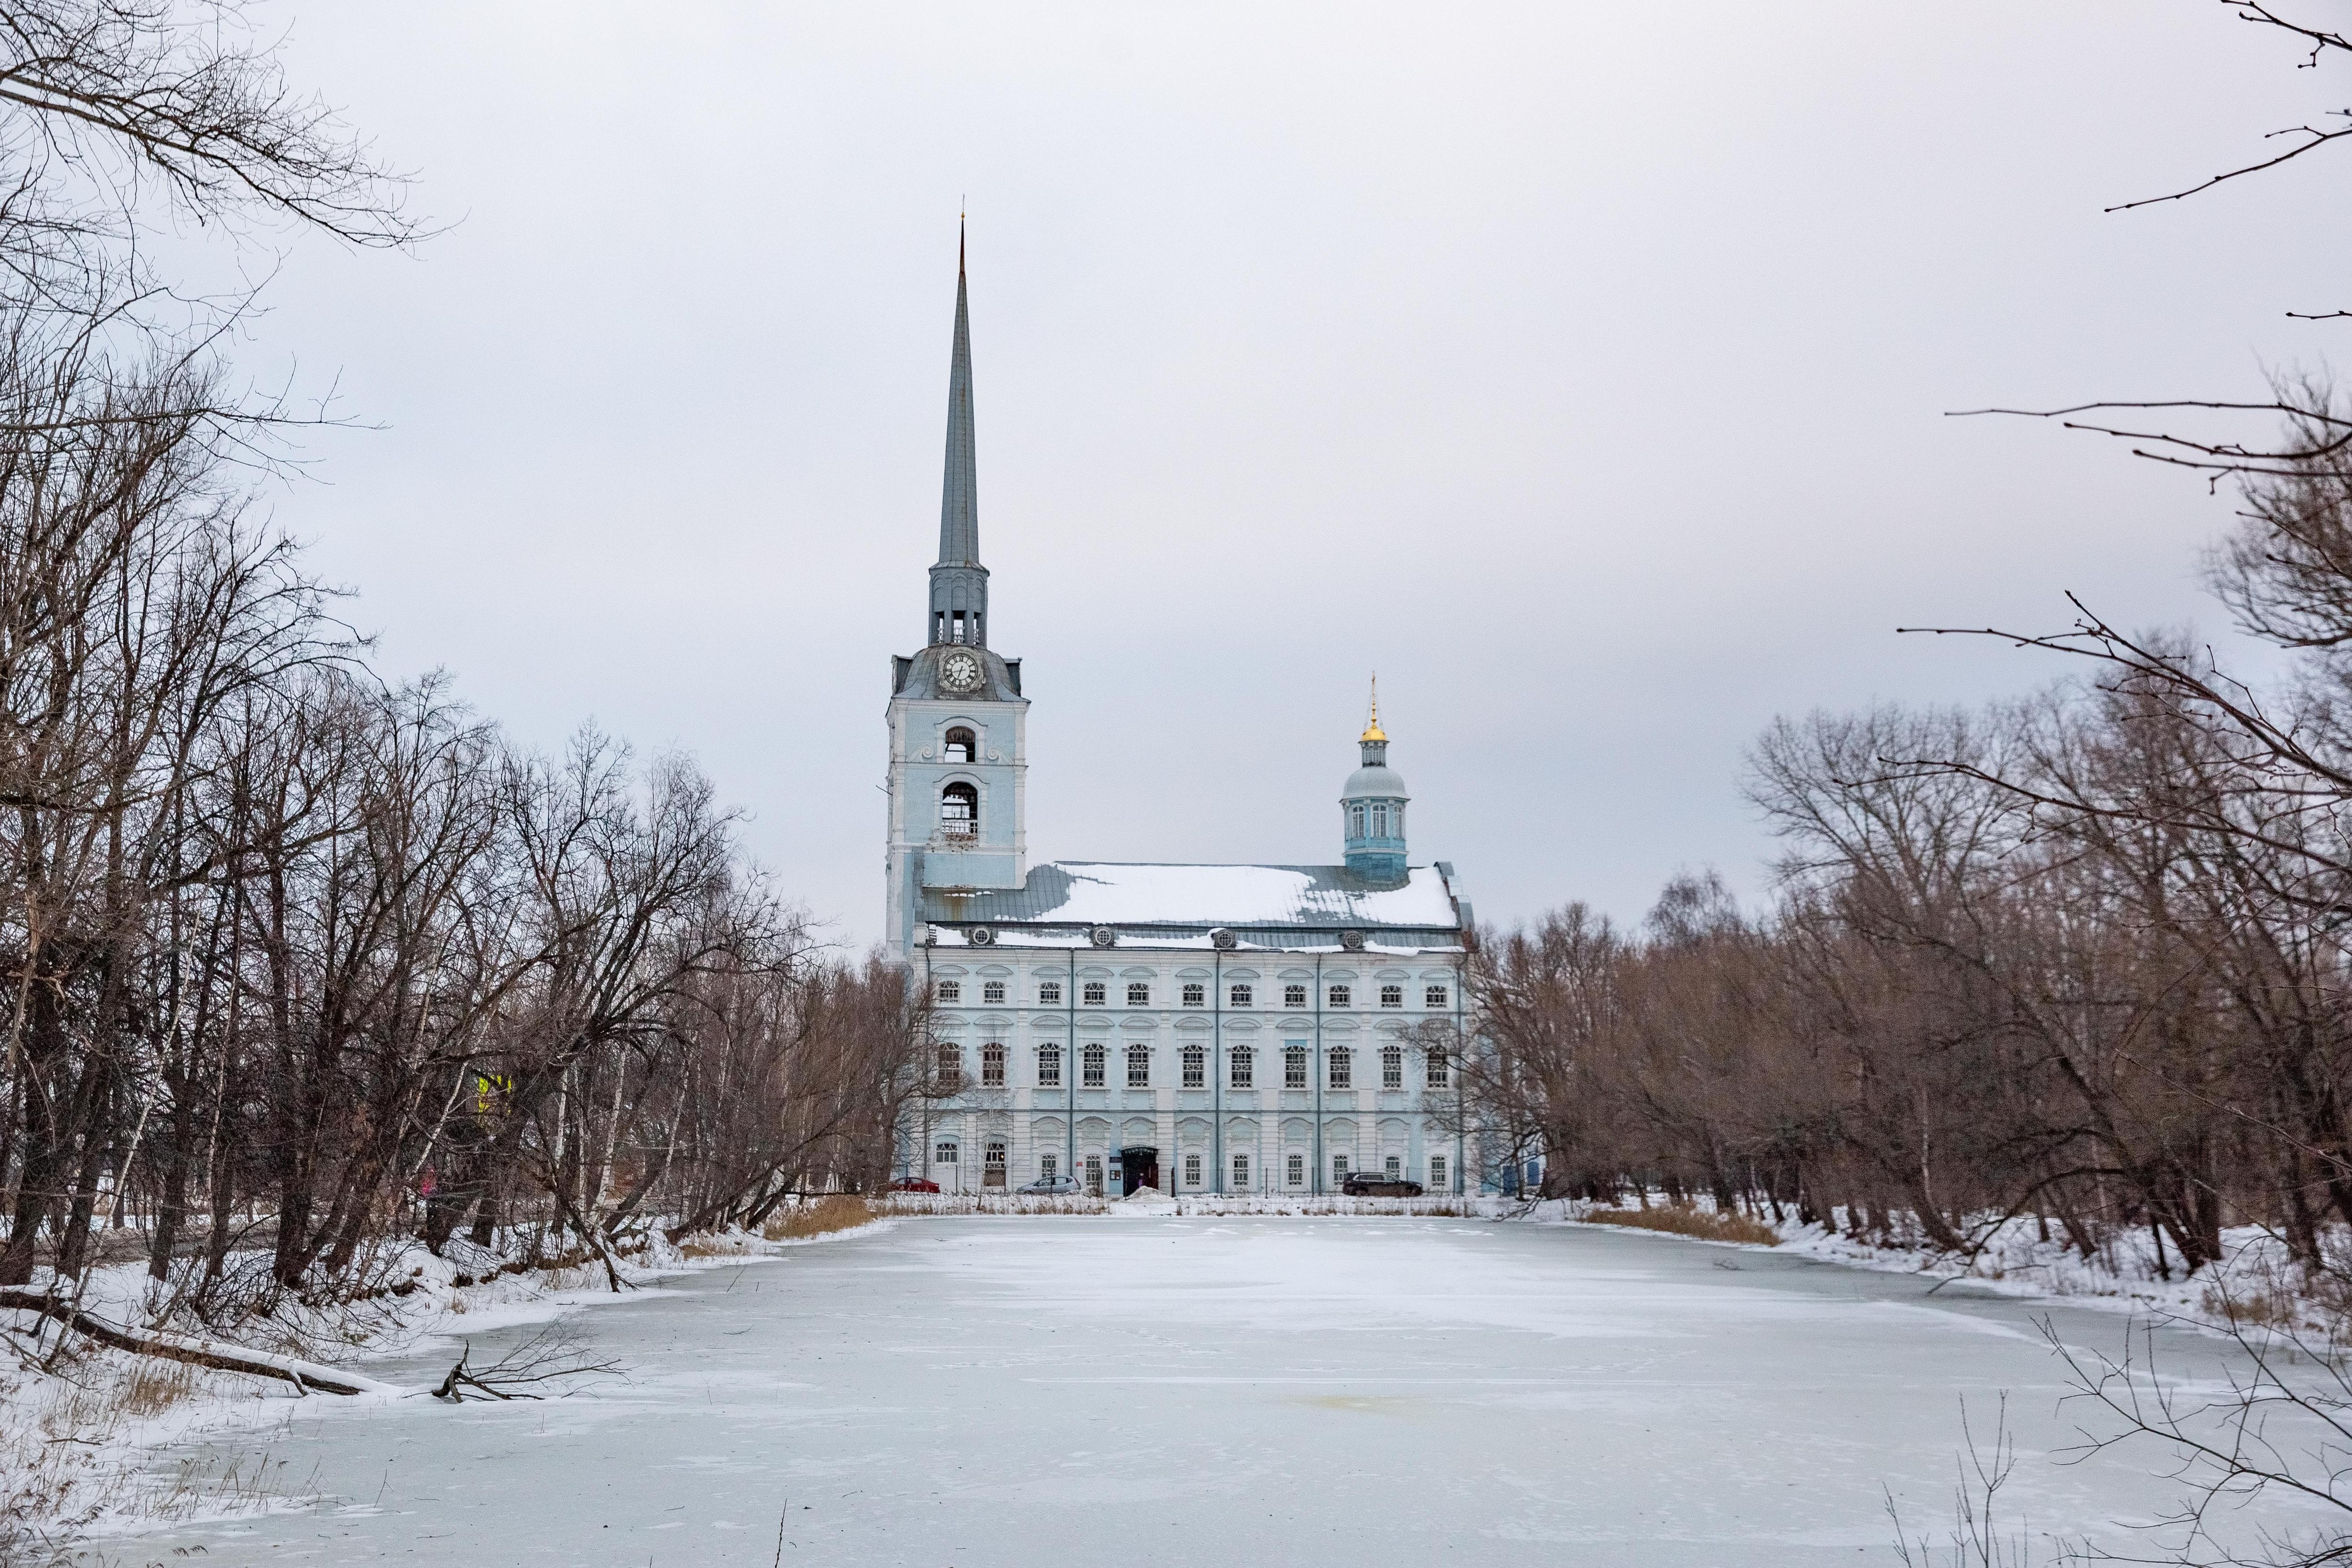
[{"x1": 115, "y1": 1218, "x2": 2316, "y2": 1566}]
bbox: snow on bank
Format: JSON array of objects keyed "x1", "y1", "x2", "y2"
[
  {"x1": 0, "y1": 1211, "x2": 893, "y2": 1551},
  {"x1": 1535, "y1": 1197, "x2": 2321, "y2": 1337}
]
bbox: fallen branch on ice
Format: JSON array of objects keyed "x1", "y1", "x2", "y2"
[{"x1": 0, "y1": 1288, "x2": 391, "y2": 1396}]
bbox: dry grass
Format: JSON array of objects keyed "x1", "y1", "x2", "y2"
[
  {"x1": 761, "y1": 1195, "x2": 878, "y2": 1242},
  {"x1": 1581, "y1": 1203, "x2": 1781, "y2": 1247}
]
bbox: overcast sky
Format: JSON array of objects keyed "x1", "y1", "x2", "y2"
[{"x1": 215, "y1": 3, "x2": 2349, "y2": 950}]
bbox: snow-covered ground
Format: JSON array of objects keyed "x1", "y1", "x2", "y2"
[{"x1": 99, "y1": 1215, "x2": 2326, "y2": 1566}]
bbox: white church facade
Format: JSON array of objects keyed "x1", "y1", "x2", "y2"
[{"x1": 885, "y1": 239, "x2": 1472, "y2": 1198}]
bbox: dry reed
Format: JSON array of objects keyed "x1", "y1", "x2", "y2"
[{"x1": 1580, "y1": 1204, "x2": 1781, "y2": 1247}]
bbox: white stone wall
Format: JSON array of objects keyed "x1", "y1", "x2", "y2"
[{"x1": 906, "y1": 943, "x2": 1470, "y2": 1195}]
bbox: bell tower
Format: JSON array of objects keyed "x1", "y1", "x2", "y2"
[
  {"x1": 1341, "y1": 679, "x2": 1409, "y2": 884},
  {"x1": 885, "y1": 225, "x2": 1029, "y2": 960}
]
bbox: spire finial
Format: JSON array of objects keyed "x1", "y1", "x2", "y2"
[
  {"x1": 959, "y1": 207, "x2": 965, "y2": 275},
  {"x1": 1359, "y1": 675, "x2": 1386, "y2": 744}
]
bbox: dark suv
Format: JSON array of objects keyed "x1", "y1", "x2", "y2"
[{"x1": 1340, "y1": 1174, "x2": 1425, "y2": 1197}]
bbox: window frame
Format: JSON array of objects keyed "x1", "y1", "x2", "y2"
[
  {"x1": 1379, "y1": 985, "x2": 1403, "y2": 1009},
  {"x1": 1328, "y1": 984, "x2": 1352, "y2": 1009},
  {"x1": 1424, "y1": 984, "x2": 1448, "y2": 1009},
  {"x1": 982, "y1": 980, "x2": 1006, "y2": 1004},
  {"x1": 935, "y1": 979, "x2": 961, "y2": 1003},
  {"x1": 1284, "y1": 1045, "x2": 1308, "y2": 1090},
  {"x1": 1283, "y1": 984, "x2": 1307, "y2": 1009},
  {"x1": 1037, "y1": 1043, "x2": 1063, "y2": 1088},
  {"x1": 1381, "y1": 1044, "x2": 1403, "y2": 1090},
  {"x1": 1126, "y1": 981, "x2": 1151, "y2": 1007},
  {"x1": 981, "y1": 1042, "x2": 1007, "y2": 1088},
  {"x1": 1082, "y1": 981, "x2": 1106, "y2": 1006},
  {"x1": 1229, "y1": 1044, "x2": 1255, "y2": 1090},
  {"x1": 1328, "y1": 1046, "x2": 1352, "y2": 1090},
  {"x1": 1081, "y1": 1043, "x2": 1106, "y2": 1089},
  {"x1": 1039, "y1": 979, "x2": 1064, "y2": 1005},
  {"x1": 1228, "y1": 983, "x2": 1253, "y2": 1009},
  {"x1": 1181, "y1": 982, "x2": 1205, "y2": 1008},
  {"x1": 1181, "y1": 1045, "x2": 1206, "y2": 1089},
  {"x1": 1125, "y1": 1044, "x2": 1151, "y2": 1089}
]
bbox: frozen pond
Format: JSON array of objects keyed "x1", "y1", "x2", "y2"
[{"x1": 120, "y1": 1217, "x2": 2277, "y2": 1565}]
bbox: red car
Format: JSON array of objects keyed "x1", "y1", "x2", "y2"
[{"x1": 886, "y1": 1177, "x2": 941, "y2": 1194}]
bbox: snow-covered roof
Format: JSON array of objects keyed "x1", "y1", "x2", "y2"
[{"x1": 920, "y1": 861, "x2": 1463, "y2": 939}]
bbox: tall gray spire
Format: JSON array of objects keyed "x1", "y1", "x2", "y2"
[{"x1": 928, "y1": 221, "x2": 988, "y2": 647}]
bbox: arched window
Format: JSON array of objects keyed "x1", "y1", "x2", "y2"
[
  {"x1": 1126, "y1": 1044, "x2": 1151, "y2": 1087},
  {"x1": 981, "y1": 1043, "x2": 1006, "y2": 1087},
  {"x1": 1081, "y1": 1043, "x2": 1106, "y2": 1087},
  {"x1": 944, "y1": 727, "x2": 975, "y2": 763},
  {"x1": 1126, "y1": 982, "x2": 1150, "y2": 1006},
  {"x1": 1381, "y1": 1045, "x2": 1404, "y2": 1090},
  {"x1": 1181, "y1": 983, "x2": 1205, "y2": 1007},
  {"x1": 940, "y1": 782, "x2": 977, "y2": 837},
  {"x1": 1371, "y1": 804, "x2": 1389, "y2": 837},
  {"x1": 1037, "y1": 1043, "x2": 1063, "y2": 1088},
  {"x1": 1350, "y1": 804, "x2": 1366, "y2": 838},
  {"x1": 1181, "y1": 1045, "x2": 1206, "y2": 1088},
  {"x1": 1425, "y1": 1048, "x2": 1451, "y2": 1090},
  {"x1": 1228, "y1": 983, "x2": 1253, "y2": 1008},
  {"x1": 1230, "y1": 1045, "x2": 1255, "y2": 1090},
  {"x1": 936, "y1": 1043, "x2": 961, "y2": 1089},
  {"x1": 1379, "y1": 985, "x2": 1403, "y2": 1008},
  {"x1": 1285, "y1": 1046, "x2": 1308, "y2": 1089},
  {"x1": 1328, "y1": 1046, "x2": 1352, "y2": 1090}
]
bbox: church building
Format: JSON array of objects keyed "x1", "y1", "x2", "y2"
[{"x1": 885, "y1": 239, "x2": 1472, "y2": 1198}]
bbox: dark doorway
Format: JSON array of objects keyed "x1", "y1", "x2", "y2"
[{"x1": 1116, "y1": 1146, "x2": 1159, "y2": 1196}]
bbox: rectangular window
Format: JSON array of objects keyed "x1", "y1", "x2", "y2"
[
  {"x1": 1041, "y1": 1152, "x2": 1058, "y2": 1180},
  {"x1": 1084, "y1": 1154, "x2": 1104, "y2": 1196},
  {"x1": 1425, "y1": 1049, "x2": 1449, "y2": 1089},
  {"x1": 987, "y1": 1142, "x2": 1009, "y2": 1186},
  {"x1": 1424, "y1": 985, "x2": 1448, "y2": 1009},
  {"x1": 1040, "y1": 979, "x2": 1064, "y2": 1005},
  {"x1": 1037, "y1": 1044, "x2": 1062, "y2": 1088},
  {"x1": 1283, "y1": 984, "x2": 1307, "y2": 1009},
  {"x1": 1229, "y1": 983, "x2": 1253, "y2": 1008},
  {"x1": 934, "y1": 1141, "x2": 958, "y2": 1164},
  {"x1": 1328, "y1": 1048, "x2": 1352, "y2": 1090},
  {"x1": 1184, "y1": 1153, "x2": 1202, "y2": 1188},
  {"x1": 1328, "y1": 985, "x2": 1352, "y2": 1008},
  {"x1": 1230, "y1": 1046, "x2": 1255, "y2": 1090},
  {"x1": 1126, "y1": 1045, "x2": 1151, "y2": 1088},
  {"x1": 1127, "y1": 982, "x2": 1150, "y2": 1006},
  {"x1": 1381, "y1": 1045, "x2": 1403, "y2": 1090},
  {"x1": 1384, "y1": 1154, "x2": 1401, "y2": 1179},
  {"x1": 1429, "y1": 1154, "x2": 1447, "y2": 1191},
  {"x1": 982, "y1": 1043, "x2": 1006, "y2": 1087},
  {"x1": 1082, "y1": 1044, "x2": 1106, "y2": 1088},
  {"x1": 935, "y1": 980, "x2": 961, "y2": 1003},
  {"x1": 1351, "y1": 804, "x2": 1365, "y2": 837},
  {"x1": 1284, "y1": 1045, "x2": 1308, "y2": 1089},
  {"x1": 1083, "y1": 982, "x2": 1106, "y2": 1006},
  {"x1": 1371, "y1": 804, "x2": 1388, "y2": 836},
  {"x1": 936, "y1": 1044, "x2": 961, "y2": 1088},
  {"x1": 1286, "y1": 1153, "x2": 1305, "y2": 1188},
  {"x1": 1182, "y1": 1046, "x2": 1205, "y2": 1089},
  {"x1": 1232, "y1": 1153, "x2": 1251, "y2": 1192},
  {"x1": 1333, "y1": 1153, "x2": 1349, "y2": 1184},
  {"x1": 1379, "y1": 985, "x2": 1403, "y2": 1008},
  {"x1": 983, "y1": 980, "x2": 1006, "y2": 1004},
  {"x1": 1182, "y1": 983, "x2": 1205, "y2": 1008}
]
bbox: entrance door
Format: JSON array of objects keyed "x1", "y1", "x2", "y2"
[{"x1": 1117, "y1": 1146, "x2": 1160, "y2": 1196}]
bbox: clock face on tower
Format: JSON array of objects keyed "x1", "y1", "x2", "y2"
[{"x1": 938, "y1": 650, "x2": 983, "y2": 693}]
